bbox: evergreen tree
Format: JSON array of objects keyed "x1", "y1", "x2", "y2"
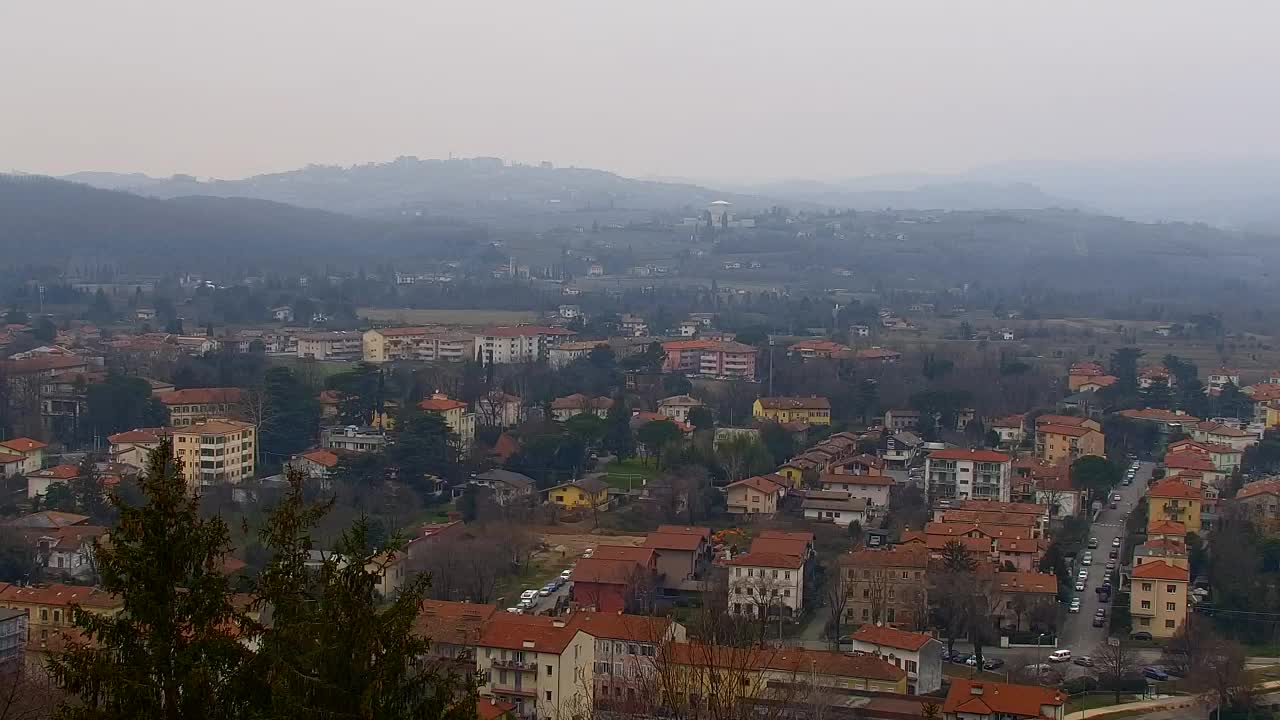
[
  {"x1": 1140, "y1": 377, "x2": 1172, "y2": 409},
  {"x1": 602, "y1": 394, "x2": 634, "y2": 460},
  {"x1": 49, "y1": 443, "x2": 249, "y2": 720}
]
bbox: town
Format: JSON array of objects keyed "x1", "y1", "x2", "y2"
[{"x1": 0, "y1": 264, "x2": 1276, "y2": 720}]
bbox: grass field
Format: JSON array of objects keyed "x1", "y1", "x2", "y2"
[
  {"x1": 357, "y1": 308, "x2": 539, "y2": 326},
  {"x1": 603, "y1": 458, "x2": 659, "y2": 491}
]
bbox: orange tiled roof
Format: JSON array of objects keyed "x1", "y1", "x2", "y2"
[
  {"x1": 726, "y1": 475, "x2": 783, "y2": 495},
  {"x1": 1036, "y1": 423, "x2": 1094, "y2": 438},
  {"x1": 643, "y1": 533, "x2": 704, "y2": 552},
  {"x1": 574, "y1": 612, "x2": 673, "y2": 642},
  {"x1": 840, "y1": 544, "x2": 929, "y2": 569},
  {"x1": 665, "y1": 643, "x2": 906, "y2": 682},
  {"x1": 0, "y1": 582, "x2": 120, "y2": 608},
  {"x1": 570, "y1": 557, "x2": 647, "y2": 585},
  {"x1": 1035, "y1": 414, "x2": 1092, "y2": 427},
  {"x1": 749, "y1": 537, "x2": 810, "y2": 557},
  {"x1": 849, "y1": 624, "x2": 934, "y2": 651},
  {"x1": 727, "y1": 551, "x2": 805, "y2": 569},
  {"x1": 1149, "y1": 479, "x2": 1203, "y2": 500},
  {"x1": 413, "y1": 600, "x2": 498, "y2": 646},
  {"x1": 0, "y1": 438, "x2": 47, "y2": 453},
  {"x1": 1131, "y1": 560, "x2": 1189, "y2": 581},
  {"x1": 477, "y1": 614, "x2": 583, "y2": 653},
  {"x1": 155, "y1": 387, "x2": 244, "y2": 406},
  {"x1": 944, "y1": 679, "x2": 1065, "y2": 716},
  {"x1": 928, "y1": 448, "x2": 1010, "y2": 463},
  {"x1": 29, "y1": 465, "x2": 80, "y2": 480},
  {"x1": 1147, "y1": 519, "x2": 1187, "y2": 535},
  {"x1": 419, "y1": 396, "x2": 466, "y2": 412},
  {"x1": 298, "y1": 448, "x2": 339, "y2": 468},
  {"x1": 756, "y1": 529, "x2": 814, "y2": 544},
  {"x1": 1239, "y1": 478, "x2": 1280, "y2": 500}
]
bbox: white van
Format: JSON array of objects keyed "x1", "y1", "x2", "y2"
[
  {"x1": 1048, "y1": 649, "x2": 1072, "y2": 663},
  {"x1": 519, "y1": 589, "x2": 538, "y2": 601}
]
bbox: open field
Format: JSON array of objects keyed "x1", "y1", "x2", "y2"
[
  {"x1": 494, "y1": 531, "x2": 646, "y2": 604},
  {"x1": 357, "y1": 308, "x2": 539, "y2": 325}
]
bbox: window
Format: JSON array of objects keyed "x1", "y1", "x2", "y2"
[
  {"x1": 863, "y1": 570, "x2": 871, "y2": 579},
  {"x1": 53, "y1": 610, "x2": 60, "y2": 623},
  {"x1": 887, "y1": 608, "x2": 896, "y2": 622},
  {"x1": 772, "y1": 569, "x2": 778, "y2": 579},
  {"x1": 784, "y1": 571, "x2": 791, "y2": 580},
  {"x1": 1141, "y1": 601, "x2": 1151, "y2": 609},
  {"x1": 736, "y1": 568, "x2": 742, "y2": 577},
  {"x1": 1166, "y1": 602, "x2": 1176, "y2": 611},
  {"x1": 545, "y1": 691, "x2": 552, "y2": 701},
  {"x1": 783, "y1": 589, "x2": 791, "y2": 597},
  {"x1": 906, "y1": 659, "x2": 917, "y2": 673},
  {"x1": 628, "y1": 644, "x2": 638, "y2": 655},
  {"x1": 1139, "y1": 618, "x2": 1151, "y2": 626},
  {"x1": 40, "y1": 609, "x2": 47, "y2": 622},
  {"x1": 862, "y1": 609, "x2": 869, "y2": 620},
  {"x1": 1166, "y1": 620, "x2": 1176, "y2": 629},
  {"x1": 546, "y1": 665, "x2": 553, "y2": 676},
  {"x1": 1142, "y1": 583, "x2": 1153, "y2": 592},
  {"x1": 862, "y1": 589, "x2": 870, "y2": 599},
  {"x1": 901, "y1": 571, "x2": 909, "y2": 579},
  {"x1": 1166, "y1": 585, "x2": 1177, "y2": 594}
]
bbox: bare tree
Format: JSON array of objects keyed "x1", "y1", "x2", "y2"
[
  {"x1": 0, "y1": 662, "x2": 63, "y2": 720},
  {"x1": 823, "y1": 572, "x2": 850, "y2": 650},
  {"x1": 1191, "y1": 632, "x2": 1250, "y2": 717},
  {"x1": 1093, "y1": 640, "x2": 1140, "y2": 704}
]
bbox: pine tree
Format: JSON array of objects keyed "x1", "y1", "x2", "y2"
[
  {"x1": 48, "y1": 442, "x2": 249, "y2": 720},
  {"x1": 244, "y1": 473, "x2": 476, "y2": 719}
]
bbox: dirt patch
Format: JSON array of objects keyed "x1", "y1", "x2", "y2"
[{"x1": 539, "y1": 532, "x2": 646, "y2": 560}]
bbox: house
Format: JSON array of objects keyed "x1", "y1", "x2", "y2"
[
  {"x1": 925, "y1": 448, "x2": 1012, "y2": 504},
  {"x1": 724, "y1": 475, "x2": 784, "y2": 517},
  {"x1": 475, "y1": 392, "x2": 523, "y2": 428},
  {"x1": 170, "y1": 419, "x2": 256, "y2": 487},
  {"x1": 619, "y1": 314, "x2": 649, "y2": 337},
  {"x1": 1034, "y1": 415, "x2": 1105, "y2": 465},
  {"x1": 474, "y1": 325, "x2": 575, "y2": 364},
  {"x1": 295, "y1": 331, "x2": 363, "y2": 360},
  {"x1": 0, "y1": 608, "x2": 26, "y2": 671},
  {"x1": 837, "y1": 544, "x2": 930, "y2": 628},
  {"x1": 272, "y1": 306, "x2": 294, "y2": 323},
  {"x1": 787, "y1": 339, "x2": 850, "y2": 359},
  {"x1": 1134, "y1": 536, "x2": 1189, "y2": 570},
  {"x1": 545, "y1": 477, "x2": 610, "y2": 511},
  {"x1": 642, "y1": 526, "x2": 713, "y2": 594},
  {"x1": 412, "y1": 599, "x2": 498, "y2": 669},
  {"x1": 471, "y1": 469, "x2": 535, "y2": 505},
  {"x1": 154, "y1": 387, "x2": 245, "y2": 427},
  {"x1": 1118, "y1": 408, "x2": 1199, "y2": 434},
  {"x1": 1167, "y1": 438, "x2": 1243, "y2": 474},
  {"x1": 0, "y1": 438, "x2": 47, "y2": 475},
  {"x1": 883, "y1": 410, "x2": 921, "y2": 431},
  {"x1": 993, "y1": 571, "x2": 1058, "y2": 631},
  {"x1": 0, "y1": 452, "x2": 23, "y2": 478},
  {"x1": 570, "y1": 547, "x2": 657, "y2": 612},
  {"x1": 989, "y1": 415, "x2": 1025, "y2": 447},
  {"x1": 107, "y1": 428, "x2": 166, "y2": 467},
  {"x1": 1148, "y1": 479, "x2": 1204, "y2": 534},
  {"x1": 288, "y1": 448, "x2": 341, "y2": 482},
  {"x1": 942, "y1": 680, "x2": 1065, "y2": 720},
  {"x1": 320, "y1": 425, "x2": 387, "y2": 453},
  {"x1": 801, "y1": 492, "x2": 869, "y2": 527},
  {"x1": 4, "y1": 512, "x2": 105, "y2": 581},
  {"x1": 727, "y1": 552, "x2": 805, "y2": 619},
  {"x1": 752, "y1": 396, "x2": 831, "y2": 425},
  {"x1": 1067, "y1": 360, "x2": 1110, "y2": 391},
  {"x1": 580, "y1": 613, "x2": 685, "y2": 709},
  {"x1": 656, "y1": 395, "x2": 703, "y2": 424},
  {"x1": 550, "y1": 394, "x2": 613, "y2": 422},
  {"x1": 548, "y1": 341, "x2": 608, "y2": 370},
  {"x1": 664, "y1": 644, "x2": 908, "y2": 702},
  {"x1": 1237, "y1": 478, "x2": 1280, "y2": 526},
  {"x1": 1163, "y1": 450, "x2": 1227, "y2": 492},
  {"x1": 848, "y1": 625, "x2": 943, "y2": 695},
  {"x1": 0, "y1": 582, "x2": 121, "y2": 654},
  {"x1": 1243, "y1": 383, "x2": 1280, "y2": 423},
  {"x1": 1011, "y1": 460, "x2": 1083, "y2": 519},
  {"x1": 1207, "y1": 368, "x2": 1241, "y2": 393},
  {"x1": 474, "y1": 613, "x2": 596, "y2": 720},
  {"x1": 26, "y1": 465, "x2": 80, "y2": 499},
  {"x1": 818, "y1": 473, "x2": 894, "y2": 508},
  {"x1": 678, "y1": 320, "x2": 700, "y2": 337},
  {"x1": 853, "y1": 347, "x2": 903, "y2": 365},
  {"x1": 1130, "y1": 560, "x2": 1189, "y2": 639},
  {"x1": 1191, "y1": 421, "x2": 1254, "y2": 452},
  {"x1": 419, "y1": 393, "x2": 476, "y2": 449}
]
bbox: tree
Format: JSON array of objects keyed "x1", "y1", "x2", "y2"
[
  {"x1": 939, "y1": 540, "x2": 977, "y2": 572},
  {"x1": 48, "y1": 442, "x2": 250, "y2": 720},
  {"x1": 1070, "y1": 455, "x2": 1120, "y2": 504},
  {"x1": 87, "y1": 288, "x2": 114, "y2": 323},
  {"x1": 636, "y1": 419, "x2": 683, "y2": 468},
  {"x1": 847, "y1": 519, "x2": 863, "y2": 545},
  {"x1": 1109, "y1": 347, "x2": 1143, "y2": 398},
  {"x1": 715, "y1": 435, "x2": 773, "y2": 482},
  {"x1": 32, "y1": 317, "x2": 57, "y2": 343},
  {"x1": 327, "y1": 362, "x2": 383, "y2": 426},
  {"x1": 759, "y1": 422, "x2": 794, "y2": 466},
  {"x1": 602, "y1": 394, "x2": 634, "y2": 461},
  {"x1": 253, "y1": 367, "x2": 320, "y2": 471},
  {"x1": 1140, "y1": 377, "x2": 1172, "y2": 410},
  {"x1": 244, "y1": 473, "x2": 476, "y2": 719},
  {"x1": 687, "y1": 406, "x2": 714, "y2": 431},
  {"x1": 387, "y1": 409, "x2": 459, "y2": 493},
  {"x1": 85, "y1": 374, "x2": 169, "y2": 442},
  {"x1": 1093, "y1": 640, "x2": 1140, "y2": 704}
]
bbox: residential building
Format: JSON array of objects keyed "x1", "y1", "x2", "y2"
[
  {"x1": 724, "y1": 475, "x2": 784, "y2": 517},
  {"x1": 0, "y1": 582, "x2": 121, "y2": 654},
  {"x1": 1167, "y1": 438, "x2": 1242, "y2": 474},
  {"x1": 474, "y1": 613, "x2": 596, "y2": 720},
  {"x1": 550, "y1": 394, "x2": 613, "y2": 422},
  {"x1": 1034, "y1": 418, "x2": 1104, "y2": 465},
  {"x1": 727, "y1": 552, "x2": 805, "y2": 619},
  {"x1": 925, "y1": 448, "x2": 1012, "y2": 503},
  {"x1": 801, "y1": 492, "x2": 868, "y2": 527},
  {"x1": 474, "y1": 326, "x2": 574, "y2": 364},
  {"x1": 1243, "y1": 383, "x2": 1280, "y2": 422},
  {"x1": 170, "y1": 418, "x2": 256, "y2": 487},
  {"x1": 848, "y1": 625, "x2": 943, "y2": 695},
  {"x1": 642, "y1": 527, "x2": 713, "y2": 594},
  {"x1": 1237, "y1": 478, "x2": 1280, "y2": 528},
  {"x1": 570, "y1": 547, "x2": 658, "y2": 613},
  {"x1": 582, "y1": 613, "x2": 686, "y2": 709},
  {"x1": 419, "y1": 393, "x2": 476, "y2": 449},
  {"x1": 664, "y1": 644, "x2": 908, "y2": 702},
  {"x1": 942, "y1": 680, "x2": 1066, "y2": 720},
  {"x1": 620, "y1": 314, "x2": 649, "y2": 337},
  {"x1": 883, "y1": 410, "x2": 921, "y2": 431},
  {"x1": 362, "y1": 327, "x2": 476, "y2": 363},
  {"x1": 471, "y1": 469, "x2": 535, "y2": 505},
  {"x1": 990, "y1": 415, "x2": 1025, "y2": 447},
  {"x1": 155, "y1": 387, "x2": 245, "y2": 427},
  {"x1": 787, "y1": 339, "x2": 850, "y2": 359},
  {"x1": 0, "y1": 608, "x2": 26, "y2": 671},
  {"x1": 26, "y1": 465, "x2": 80, "y2": 499},
  {"x1": 752, "y1": 396, "x2": 832, "y2": 425},
  {"x1": 320, "y1": 425, "x2": 387, "y2": 453},
  {"x1": 412, "y1": 599, "x2": 498, "y2": 669},
  {"x1": 1207, "y1": 368, "x2": 1241, "y2": 393},
  {"x1": 107, "y1": 428, "x2": 166, "y2": 467},
  {"x1": 838, "y1": 544, "x2": 930, "y2": 628},
  {"x1": 548, "y1": 341, "x2": 607, "y2": 370},
  {"x1": 993, "y1": 571, "x2": 1058, "y2": 631},
  {"x1": 476, "y1": 392, "x2": 523, "y2": 428},
  {"x1": 4, "y1": 512, "x2": 105, "y2": 581},
  {"x1": 697, "y1": 341, "x2": 757, "y2": 380},
  {"x1": 1148, "y1": 479, "x2": 1204, "y2": 534},
  {"x1": 1163, "y1": 450, "x2": 1227, "y2": 492},
  {"x1": 1191, "y1": 421, "x2": 1254, "y2": 451},
  {"x1": 656, "y1": 395, "x2": 703, "y2": 424},
  {"x1": 295, "y1": 331, "x2": 363, "y2": 360},
  {"x1": 545, "y1": 478, "x2": 610, "y2": 511},
  {"x1": 288, "y1": 448, "x2": 341, "y2": 482},
  {"x1": 818, "y1": 473, "x2": 894, "y2": 508},
  {"x1": 1118, "y1": 408, "x2": 1199, "y2": 435},
  {"x1": 1130, "y1": 560, "x2": 1189, "y2": 638},
  {"x1": 0, "y1": 438, "x2": 46, "y2": 475}
]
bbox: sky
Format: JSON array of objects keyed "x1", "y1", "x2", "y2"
[{"x1": 3, "y1": 1, "x2": 1277, "y2": 183}]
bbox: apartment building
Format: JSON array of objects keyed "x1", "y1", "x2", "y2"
[
  {"x1": 698, "y1": 341, "x2": 757, "y2": 380},
  {"x1": 848, "y1": 625, "x2": 943, "y2": 695},
  {"x1": 656, "y1": 395, "x2": 704, "y2": 424},
  {"x1": 419, "y1": 393, "x2": 476, "y2": 449},
  {"x1": 548, "y1": 341, "x2": 608, "y2": 370},
  {"x1": 1034, "y1": 421, "x2": 1104, "y2": 465},
  {"x1": 582, "y1": 613, "x2": 685, "y2": 709},
  {"x1": 925, "y1": 448, "x2": 1012, "y2": 503},
  {"x1": 1130, "y1": 560, "x2": 1189, "y2": 638},
  {"x1": 752, "y1": 396, "x2": 832, "y2": 425},
  {"x1": 295, "y1": 331, "x2": 363, "y2": 360},
  {"x1": 724, "y1": 475, "x2": 784, "y2": 517},
  {"x1": 838, "y1": 544, "x2": 930, "y2": 628},
  {"x1": 475, "y1": 326, "x2": 574, "y2": 364},
  {"x1": 320, "y1": 425, "x2": 387, "y2": 453},
  {"x1": 0, "y1": 608, "x2": 26, "y2": 671},
  {"x1": 363, "y1": 327, "x2": 476, "y2": 363},
  {"x1": 171, "y1": 418, "x2": 256, "y2": 487},
  {"x1": 412, "y1": 600, "x2": 498, "y2": 670},
  {"x1": 0, "y1": 438, "x2": 47, "y2": 475},
  {"x1": 0, "y1": 582, "x2": 121, "y2": 654},
  {"x1": 155, "y1": 387, "x2": 245, "y2": 427},
  {"x1": 727, "y1": 552, "x2": 805, "y2": 619},
  {"x1": 1147, "y1": 479, "x2": 1204, "y2": 534},
  {"x1": 475, "y1": 614, "x2": 596, "y2": 720}
]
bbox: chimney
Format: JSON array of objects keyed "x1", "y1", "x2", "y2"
[
  {"x1": 552, "y1": 620, "x2": 566, "y2": 628},
  {"x1": 490, "y1": 698, "x2": 496, "y2": 706},
  {"x1": 970, "y1": 683, "x2": 984, "y2": 695}
]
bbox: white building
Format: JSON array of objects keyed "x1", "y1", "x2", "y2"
[
  {"x1": 548, "y1": 341, "x2": 607, "y2": 370},
  {"x1": 475, "y1": 326, "x2": 574, "y2": 364},
  {"x1": 657, "y1": 395, "x2": 704, "y2": 424},
  {"x1": 727, "y1": 551, "x2": 805, "y2": 620},
  {"x1": 475, "y1": 614, "x2": 596, "y2": 720},
  {"x1": 925, "y1": 448, "x2": 1012, "y2": 503},
  {"x1": 818, "y1": 473, "x2": 894, "y2": 508},
  {"x1": 801, "y1": 493, "x2": 869, "y2": 527},
  {"x1": 847, "y1": 625, "x2": 943, "y2": 695},
  {"x1": 296, "y1": 331, "x2": 363, "y2": 360}
]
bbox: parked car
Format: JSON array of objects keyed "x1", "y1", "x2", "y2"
[
  {"x1": 1109, "y1": 549, "x2": 1119, "y2": 559},
  {"x1": 951, "y1": 653, "x2": 973, "y2": 665},
  {"x1": 1073, "y1": 656, "x2": 1095, "y2": 667},
  {"x1": 983, "y1": 658, "x2": 1005, "y2": 670},
  {"x1": 1075, "y1": 581, "x2": 1086, "y2": 591},
  {"x1": 1082, "y1": 554, "x2": 1092, "y2": 566},
  {"x1": 1069, "y1": 601, "x2": 1081, "y2": 613},
  {"x1": 1048, "y1": 649, "x2": 1072, "y2": 663},
  {"x1": 1131, "y1": 631, "x2": 1153, "y2": 641},
  {"x1": 560, "y1": 569, "x2": 573, "y2": 580},
  {"x1": 1106, "y1": 560, "x2": 1117, "y2": 571},
  {"x1": 1143, "y1": 666, "x2": 1170, "y2": 681},
  {"x1": 965, "y1": 656, "x2": 980, "y2": 667},
  {"x1": 1092, "y1": 616, "x2": 1105, "y2": 628},
  {"x1": 520, "y1": 589, "x2": 538, "y2": 601},
  {"x1": 1088, "y1": 537, "x2": 1099, "y2": 549},
  {"x1": 1112, "y1": 537, "x2": 1121, "y2": 547}
]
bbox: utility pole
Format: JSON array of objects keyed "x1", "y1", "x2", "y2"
[{"x1": 768, "y1": 339, "x2": 775, "y2": 397}]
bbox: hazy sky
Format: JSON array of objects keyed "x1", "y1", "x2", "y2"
[{"x1": 3, "y1": 1, "x2": 1276, "y2": 182}]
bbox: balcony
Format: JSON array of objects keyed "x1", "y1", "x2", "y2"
[
  {"x1": 491, "y1": 658, "x2": 538, "y2": 673},
  {"x1": 489, "y1": 683, "x2": 537, "y2": 698},
  {"x1": 1131, "y1": 605, "x2": 1156, "y2": 617}
]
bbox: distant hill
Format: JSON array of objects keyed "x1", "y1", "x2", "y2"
[
  {"x1": 0, "y1": 175, "x2": 486, "y2": 271},
  {"x1": 60, "y1": 157, "x2": 776, "y2": 219},
  {"x1": 723, "y1": 178, "x2": 1078, "y2": 212}
]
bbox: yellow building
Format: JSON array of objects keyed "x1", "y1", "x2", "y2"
[
  {"x1": 752, "y1": 396, "x2": 832, "y2": 425},
  {"x1": 1034, "y1": 423, "x2": 1104, "y2": 465},
  {"x1": 1130, "y1": 560, "x2": 1189, "y2": 638},
  {"x1": 418, "y1": 393, "x2": 475, "y2": 449},
  {"x1": 0, "y1": 582, "x2": 121, "y2": 655},
  {"x1": 171, "y1": 418, "x2": 256, "y2": 488},
  {"x1": 545, "y1": 477, "x2": 610, "y2": 510},
  {"x1": 154, "y1": 387, "x2": 245, "y2": 427},
  {"x1": 1147, "y1": 479, "x2": 1203, "y2": 534}
]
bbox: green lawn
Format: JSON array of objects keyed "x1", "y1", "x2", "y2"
[
  {"x1": 604, "y1": 458, "x2": 659, "y2": 491},
  {"x1": 1066, "y1": 693, "x2": 1139, "y2": 715}
]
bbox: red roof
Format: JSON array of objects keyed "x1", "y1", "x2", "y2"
[
  {"x1": 1148, "y1": 479, "x2": 1203, "y2": 500},
  {"x1": 1036, "y1": 423, "x2": 1094, "y2": 438},
  {"x1": 155, "y1": 387, "x2": 244, "y2": 405},
  {"x1": 840, "y1": 544, "x2": 929, "y2": 569},
  {"x1": 108, "y1": 429, "x2": 165, "y2": 444},
  {"x1": 298, "y1": 448, "x2": 339, "y2": 468},
  {"x1": 1035, "y1": 414, "x2": 1092, "y2": 427},
  {"x1": 0, "y1": 438, "x2": 47, "y2": 453},
  {"x1": 665, "y1": 644, "x2": 905, "y2": 682},
  {"x1": 30, "y1": 465, "x2": 80, "y2": 480},
  {"x1": 1238, "y1": 478, "x2": 1280, "y2": 500},
  {"x1": 570, "y1": 557, "x2": 647, "y2": 585},
  {"x1": 476, "y1": 699, "x2": 516, "y2": 720},
  {"x1": 1119, "y1": 408, "x2": 1198, "y2": 423},
  {"x1": 1132, "y1": 560, "x2": 1189, "y2": 581},
  {"x1": 573, "y1": 612, "x2": 673, "y2": 642},
  {"x1": 1147, "y1": 519, "x2": 1187, "y2": 535},
  {"x1": 928, "y1": 448, "x2": 1010, "y2": 463},
  {"x1": 1164, "y1": 452, "x2": 1217, "y2": 472},
  {"x1": 727, "y1": 551, "x2": 805, "y2": 570},
  {"x1": 849, "y1": 625, "x2": 935, "y2": 652},
  {"x1": 0, "y1": 582, "x2": 120, "y2": 609},
  {"x1": 413, "y1": 600, "x2": 498, "y2": 646},
  {"x1": 477, "y1": 614, "x2": 583, "y2": 653},
  {"x1": 749, "y1": 537, "x2": 810, "y2": 557},
  {"x1": 955, "y1": 499, "x2": 1048, "y2": 516},
  {"x1": 419, "y1": 396, "x2": 466, "y2": 412},
  {"x1": 0, "y1": 452, "x2": 24, "y2": 465},
  {"x1": 726, "y1": 475, "x2": 783, "y2": 495},
  {"x1": 943, "y1": 680, "x2": 1065, "y2": 716},
  {"x1": 643, "y1": 533, "x2": 704, "y2": 551}
]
